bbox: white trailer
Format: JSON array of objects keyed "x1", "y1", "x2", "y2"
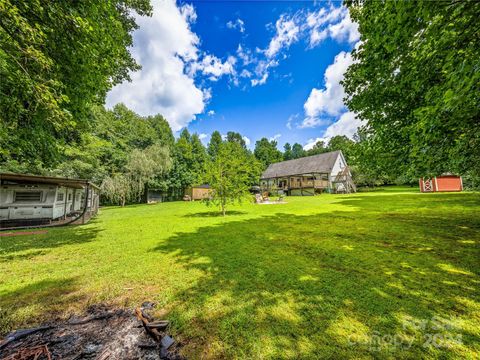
[
  {"x1": 0, "y1": 184, "x2": 85, "y2": 221},
  {"x1": 0, "y1": 173, "x2": 99, "y2": 226}
]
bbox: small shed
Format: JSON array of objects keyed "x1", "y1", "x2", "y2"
[
  {"x1": 185, "y1": 185, "x2": 212, "y2": 200},
  {"x1": 419, "y1": 175, "x2": 463, "y2": 192}
]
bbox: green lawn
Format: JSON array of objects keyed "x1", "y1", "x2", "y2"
[{"x1": 1, "y1": 187, "x2": 479, "y2": 359}]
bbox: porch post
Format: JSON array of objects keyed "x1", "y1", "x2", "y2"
[{"x1": 63, "y1": 187, "x2": 68, "y2": 220}]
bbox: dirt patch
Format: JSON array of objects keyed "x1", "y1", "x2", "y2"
[{"x1": 0, "y1": 304, "x2": 183, "y2": 360}]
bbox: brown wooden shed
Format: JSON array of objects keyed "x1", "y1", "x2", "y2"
[{"x1": 185, "y1": 185, "x2": 212, "y2": 200}]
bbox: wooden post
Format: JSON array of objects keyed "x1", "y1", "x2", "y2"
[
  {"x1": 63, "y1": 187, "x2": 68, "y2": 220},
  {"x1": 72, "y1": 188, "x2": 77, "y2": 213},
  {"x1": 300, "y1": 176, "x2": 303, "y2": 196},
  {"x1": 82, "y1": 185, "x2": 89, "y2": 225}
]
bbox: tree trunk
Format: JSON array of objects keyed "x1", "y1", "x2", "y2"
[{"x1": 221, "y1": 198, "x2": 226, "y2": 216}]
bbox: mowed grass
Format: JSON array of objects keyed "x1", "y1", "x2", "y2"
[{"x1": 1, "y1": 187, "x2": 479, "y2": 359}]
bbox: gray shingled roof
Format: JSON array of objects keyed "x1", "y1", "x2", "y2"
[{"x1": 261, "y1": 150, "x2": 341, "y2": 179}]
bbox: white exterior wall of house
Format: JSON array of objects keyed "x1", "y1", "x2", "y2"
[
  {"x1": 0, "y1": 184, "x2": 84, "y2": 221},
  {"x1": 329, "y1": 152, "x2": 348, "y2": 182}
]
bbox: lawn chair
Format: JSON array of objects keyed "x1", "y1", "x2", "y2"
[{"x1": 262, "y1": 192, "x2": 270, "y2": 202}]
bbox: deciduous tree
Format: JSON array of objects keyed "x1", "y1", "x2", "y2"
[
  {"x1": 254, "y1": 138, "x2": 283, "y2": 169},
  {"x1": 291, "y1": 143, "x2": 306, "y2": 159},
  {"x1": 203, "y1": 142, "x2": 260, "y2": 216},
  {"x1": 0, "y1": 0, "x2": 152, "y2": 170},
  {"x1": 283, "y1": 143, "x2": 293, "y2": 161},
  {"x1": 208, "y1": 130, "x2": 223, "y2": 159},
  {"x1": 344, "y1": 0, "x2": 480, "y2": 180}
]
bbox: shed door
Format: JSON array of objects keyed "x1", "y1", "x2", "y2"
[{"x1": 423, "y1": 179, "x2": 433, "y2": 192}]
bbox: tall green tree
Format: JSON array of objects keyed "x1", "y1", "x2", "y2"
[
  {"x1": 350, "y1": 129, "x2": 392, "y2": 187},
  {"x1": 283, "y1": 143, "x2": 293, "y2": 161},
  {"x1": 226, "y1": 131, "x2": 246, "y2": 149},
  {"x1": 0, "y1": 0, "x2": 152, "y2": 171},
  {"x1": 306, "y1": 140, "x2": 328, "y2": 156},
  {"x1": 327, "y1": 136, "x2": 356, "y2": 161},
  {"x1": 291, "y1": 143, "x2": 306, "y2": 159},
  {"x1": 125, "y1": 144, "x2": 172, "y2": 202},
  {"x1": 344, "y1": 0, "x2": 480, "y2": 180},
  {"x1": 166, "y1": 130, "x2": 209, "y2": 198},
  {"x1": 54, "y1": 104, "x2": 173, "y2": 184},
  {"x1": 190, "y1": 133, "x2": 208, "y2": 179},
  {"x1": 208, "y1": 130, "x2": 223, "y2": 159},
  {"x1": 254, "y1": 138, "x2": 283, "y2": 169},
  {"x1": 203, "y1": 142, "x2": 261, "y2": 216}
]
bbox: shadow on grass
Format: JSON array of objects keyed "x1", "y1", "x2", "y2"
[
  {"x1": 182, "y1": 210, "x2": 248, "y2": 218},
  {"x1": 0, "y1": 277, "x2": 82, "y2": 334},
  {"x1": 155, "y1": 194, "x2": 480, "y2": 358},
  {"x1": 0, "y1": 224, "x2": 103, "y2": 262},
  {"x1": 341, "y1": 191, "x2": 480, "y2": 210}
]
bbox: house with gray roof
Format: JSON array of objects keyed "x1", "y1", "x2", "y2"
[{"x1": 260, "y1": 150, "x2": 356, "y2": 195}]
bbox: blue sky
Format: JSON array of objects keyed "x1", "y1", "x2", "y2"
[{"x1": 107, "y1": 0, "x2": 362, "y2": 150}]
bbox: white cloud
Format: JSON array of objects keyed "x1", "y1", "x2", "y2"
[
  {"x1": 286, "y1": 113, "x2": 299, "y2": 129},
  {"x1": 303, "y1": 138, "x2": 323, "y2": 151},
  {"x1": 227, "y1": 18, "x2": 245, "y2": 33},
  {"x1": 328, "y1": 13, "x2": 359, "y2": 44},
  {"x1": 106, "y1": 0, "x2": 205, "y2": 131},
  {"x1": 240, "y1": 69, "x2": 252, "y2": 78},
  {"x1": 298, "y1": 117, "x2": 330, "y2": 129},
  {"x1": 251, "y1": 72, "x2": 268, "y2": 86},
  {"x1": 269, "y1": 134, "x2": 281, "y2": 142},
  {"x1": 236, "y1": 44, "x2": 255, "y2": 66},
  {"x1": 301, "y1": 50, "x2": 355, "y2": 128},
  {"x1": 322, "y1": 111, "x2": 363, "y2": 139},
  {"x1": 191, "y1": 54, "x2": 236, "y2": 81},
  {"x1": 202, "y1": 87, "x2": 212, "y2": 102},
  {"x1": 251, "y1": 58, "x2": 278, "y2": 86},
  {"x1": 265, "y1": 14, "x2": 300, "y2": 58},
  {"x1": 246, "y1": 5, "x2": 357, "y2": 87},
  {"x1": 207, "y1": 110, "x2": 215, "y2": 116},
  {"x1": 180, "y1": 3, "x2": 197, "y2": 23},
  {"x1": 303, "y1": 111, "x2": 363, "y2": 150},
  {"x1": 306, "y1": 6, "x2": 359, "y2": 48},
  {"x1": 198, "y1": 133, "x2": 210, "y2": 145}
]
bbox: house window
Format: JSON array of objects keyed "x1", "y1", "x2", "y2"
[
  {"x1": 57, "y1": 193, "x2": 64, "y2": 202},
  {"x1": 14, "y1": 191, "x2": 42, "y2": 202},
  {"x1": 68, "y1": 193, "x2": 72, "y2": 201}
]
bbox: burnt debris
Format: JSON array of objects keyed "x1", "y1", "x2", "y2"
[{"x1": 0, "y1": 304, "x2": 183, "y2": 360}]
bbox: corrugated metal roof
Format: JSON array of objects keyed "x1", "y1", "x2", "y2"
[
  {"x1": 261, "y1": 151, "x2": 341, "y2": 179},
  {"x1": 192, "y1": 184, "x2": 211, "y2": 189},
  {"x1": 0, "y1": 173, "x2": 100, "y2": 189}
]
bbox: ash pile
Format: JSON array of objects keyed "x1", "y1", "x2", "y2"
[{"x1": 0, "y1": 303, "x2": 183, "y2": 360}]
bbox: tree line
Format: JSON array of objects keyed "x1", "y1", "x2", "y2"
[{"x1": 1, "y1": 0, "x2": 478, "y2": 207}]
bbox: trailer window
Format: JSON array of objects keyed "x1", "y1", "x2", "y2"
[
  {"x1": 57, "y1": 193, "x2": 64, "y2": 201},
  {"x1": 15, "y1": 191, "x2": 42, "y2": 202}
]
